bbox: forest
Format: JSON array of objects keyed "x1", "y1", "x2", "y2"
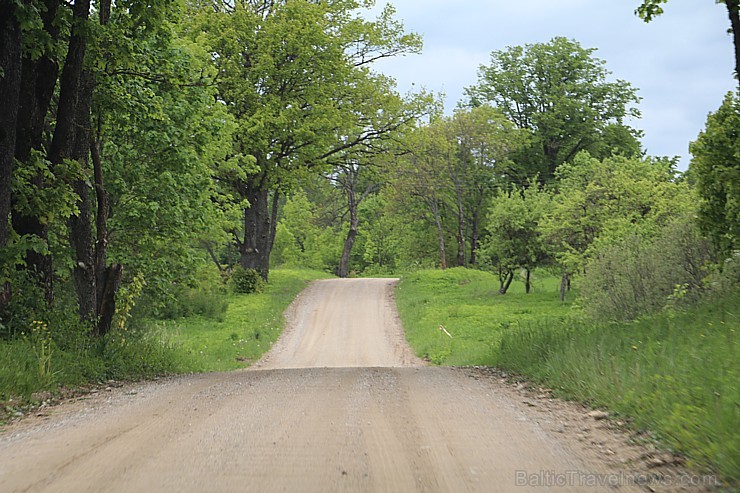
[{"x1": 0, "y1": 0, "x2": 738, "y2": 483}]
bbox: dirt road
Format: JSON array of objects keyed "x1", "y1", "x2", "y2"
[{"x1": 0, "y1": 279, "x2": 709, "y2": 492}]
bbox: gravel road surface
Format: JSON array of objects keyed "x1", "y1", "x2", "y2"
[{"x1": 0, "y1": 279, "x2": 711, "y2": 492}]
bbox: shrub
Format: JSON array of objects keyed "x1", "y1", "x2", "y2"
[
  {"x1": 231, "y1": 266, "x2": 265, "y2": 294},
  {"x1": 581, "y1": 216, "x2": 713, "y2": 321}
]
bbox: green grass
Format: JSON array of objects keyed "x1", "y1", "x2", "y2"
[
  {"x1": 0, "y1": 320, "x2": 194, "y2": 407},
  {"x1": 165, "y1": 267, "x2": 332, "y2": 372},
  {"x1": 396, "y1": 267, "x2": 739, "y2": 486},
  {"x1": 395, "y1": 267, "x2": 575, "y2": 365},
  {"x1": 0, "y1": 267, "x2": 330, "y2": 423},
  {"x1": 498, "y1": 292, "x2": 739, "y2": 483}
]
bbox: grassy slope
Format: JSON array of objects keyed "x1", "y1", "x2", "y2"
[
  {"x1": 395, "y1": 268, "x2": 738, "y2": 484},
  {"x1": 497, "y1": 293, "x2": 738, "y2": 483},
  {"x1": 395, "y1": 267, "x2": 575, "y2": 365},
  {"x1": 167, "y1": 268, "x2": 332, "y2": 372}
]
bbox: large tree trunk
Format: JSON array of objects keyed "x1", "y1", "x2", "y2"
[
  {"x1": 49, "y1": 0, "x2": 96, "y2": 325},
  {"x1": 68, "y1": 73, "x2": 97, "y2": 324},
  {"x1": 12, "y1": 0, "x2": 61, "y2": 305},
  {"x1": 337, "y1": 190, "x2": 358, "y2": 278},
  {"x1": 0, "y1": 0, "x2": 24, "y2": 309},
  {"x1": 48, "y1": 0, "x2": 90, "y2": 167},
  {"x1": 728, "y1": 0, "x2": 740, "y2": 85},
  {"x1": 240, "y1": 177, "x2": 273, "y2": 280}
]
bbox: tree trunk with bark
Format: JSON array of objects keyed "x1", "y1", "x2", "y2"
[
  {"x1": 499, "y1": 269, "x2": 514, "y2": 294},
  {"x1": 469, "y1": 209, "x2": 480, "y2": 266},
  {"x1": 48, "y1": 0, "x2": 90, "y2": 167},
  {"x1": 524, "y1": 267, "x2": 531, "y2": 294},
  {"x1": 544, "y1": 141, "x2": 560, "y2": 180},
  {"x1": 90, "y1": 132, "x2": 121, "y2": 337},
  {"x1": 49, "y1": 0, "x2": 123, "y2": 335},
  {"x1": 455, "y1": 195, "x2": 466, "y2": 267},
  {"x1": 239, "y1": 177, "x2": 273, "y2": 280},
  {"x1": 337, "y1": 190, "x2": 358, "y2": 278},
  {"x1": 12, "y1": 0, "x2": 61, "y2": 305},
  {"x1": 559, "y1": 271, "x2": 570, "y2": 302},
  {"x1": 0, "y1": 0, "x2": 24, "y2": 308},
  {"x1": 431, "y1": 200, "x2": 447, "y2": 270},
  {"x1": 67, "y1": 73, "x2": 97, "y2": 324}
]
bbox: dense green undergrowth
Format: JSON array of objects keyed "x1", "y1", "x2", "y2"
[
  {"x1": 0, "y1": 316, "x2": 194, "y2": 404},
  {"x1": 0, "y1": 268, "x2": 329, "y2": 418},
  {"x1": 396, "y1": 268, "x2": 739, "y2": 485}
]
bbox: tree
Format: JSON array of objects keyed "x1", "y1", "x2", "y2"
[
  {"x1": 326, "y1": 76, "x2": 430, "y2": 278},
  {"x1": 11, "y1": 0, "x2": 66, "y2": 305},
  {"x1": 391, "y1": 121, "x2": 455, "y2": 269},
  {"x1": 540, "y1": 152, "x2": 694, "y2": 300},
  {"x1": 689, "y1": 91, "x2": 740, "y2": 256},
  {"x1": 449, "y1": 105, "x2": 528, "y2": 265},
  {"x1": 0, "y1": 0, "x2": 24, "y2": 307},
  {"x1": 479, "y1": 185, "x2": 550, "y2": 294},
  {"x1": 271, "y1": 189, "x2": 343, "y2": 271},
  {"x1": 195, "y1": 0, "x2": 422, "y2": 280},
  {"x1": 581, "y1": 214, "x2": 712, "y2": 321},
  {"x1": 466, "y1": 37, "x2": 641, "y2": 182},
  {"x1": 637, "y1": 0, "x2": 740, "y2": 85},
  {"x1": 1, "y1": 0, "x2": 230, "y2": 335}
]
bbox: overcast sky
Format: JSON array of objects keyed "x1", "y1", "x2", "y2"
[{"x1": 369, "y1": 0, "x2": 737, "y2": 170}]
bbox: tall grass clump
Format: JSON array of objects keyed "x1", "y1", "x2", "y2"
[{"x1": 497, "y1": 291, "x2": 739, "y2": 483}]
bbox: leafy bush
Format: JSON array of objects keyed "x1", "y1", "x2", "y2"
[
  {"x1": 231, "y1": 266, "x2": 265, "y2": 294},
  {"x1": 581, "y1": 216, "x2": 713, "y2": 321},
  {"x1": 155, "y1": 288, "x2": 230, "y2": 320}
]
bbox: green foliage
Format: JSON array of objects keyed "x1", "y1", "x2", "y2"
[
  {"x1": 0, "y1": 305, "x2": 193, "y2": 403},
  {"x1": 581, "y1": 215, "x2": 714, "y2": 320},
  {"x1": 635, "y1": 0, "x2": 669, "y2": 21},
  {"x1": 479, "y1": 184, "x2": 550, "y2": 289},
  {"x1": 467, "y1": 37, "x2": 641, "y2": 181},
  {"x1": 496, "y1": 291, "x2": 739, "y2": 483},
  {"x1": 188, "y1": 0, "x2": 424, "y2": 277},
  {"x1": 540, "y1": 152, "x2": 693, "y2": 276},
  {"x1": 689, "y1": 91, "x2": 740, "y2": 257},
  {"x1": 231, "y1": 267, "x2": 266, "y2": 294},
  {"x1": 271, "y1": 191, "x2": 344, "y2": 272},
  {"x1": 388, "y1": 106, "x2": 528, "y2": 269}
]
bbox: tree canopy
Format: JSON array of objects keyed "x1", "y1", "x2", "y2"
[{"x1": 466, "y1": 37, "x2": 641, "y2": 182}]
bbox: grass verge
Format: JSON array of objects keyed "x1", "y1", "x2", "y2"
[
  {"x1": 164, "y1": 267, "x2": 332, "y2": 372},
  {"x1": 395, "y1": 267, "x2": 738, "y2": 485},
  {"x1": 498, "y1": 292, "x2": 738, "y2": 483},
  {"x1": 395, "y1": 267, "x2": 575, "y2": 365},
  {"x1": 0, "y1": 267, "x2": 329, "y2": 423}
]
